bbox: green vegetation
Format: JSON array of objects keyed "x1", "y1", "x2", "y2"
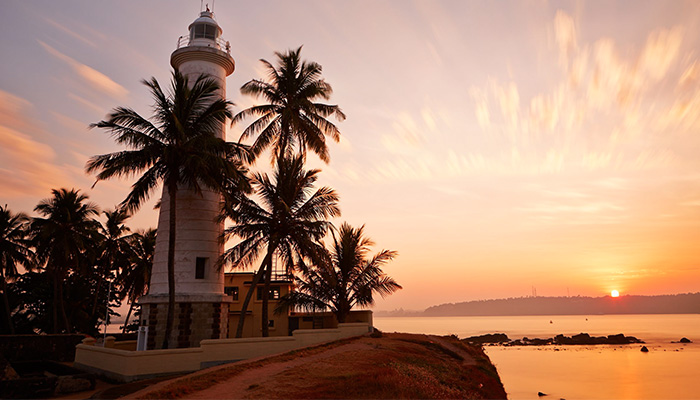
[
  {"x1": 233, "y1": 46, "x2": 346, "y2": 164},
  {"x1": 2, "y1": 47, "x2": 401, "y2": 340},
  {"x1": 221, "y1": 154, "x2": 340, "y2": 337},
  {"x1": 1, "y1": 191, "x2": 155, "y2": 335},
  {"x1": 0, "y1": 205, "x2": 33, "y2": 334},
  {"x1": 276, "y1": 223, "x2": 401, "y2": 323},
  {"x1": 87, "y1": 70, "x2": 250, "y2": 348}
]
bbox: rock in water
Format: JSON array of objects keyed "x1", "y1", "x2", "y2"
[
  {"x1": 640, "y1": 346, "x2": 649, "y2": 353},
  {"x1": 680, "y1": 337, "x2": 692, "y2": 343},
  {"x1": 464, "y1": 333, "x2": 510, "y2": 344},
  {"x1": 538, "y1": 391, "x2": 548, "y2": 396}
]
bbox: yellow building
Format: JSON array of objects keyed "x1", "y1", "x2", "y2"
[
  {"x1": 224, "y1": 272, "x2": 373, "y2": 338},
  {"x1": 225, "y1": 272, "x2": 292, "y2": 338}
]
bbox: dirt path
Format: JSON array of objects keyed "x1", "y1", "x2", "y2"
[
  {"x1": 186, "y1": 341, "x2": 372, "y2": 399},
  {"x1": 127, "y1": 333, "x2": 506, "y2": 399}
]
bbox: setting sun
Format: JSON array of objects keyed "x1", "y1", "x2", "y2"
[{"x1": 611, "y1": 290, "x2": 620, "y2": 298}]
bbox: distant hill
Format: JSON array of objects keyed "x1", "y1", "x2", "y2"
[{"x1": 419, "y1": 293, "x2": 700, "y2": 317}]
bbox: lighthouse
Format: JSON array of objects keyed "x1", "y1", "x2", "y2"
[{"x1": 139, "y1": 8, "x2": 235, "y2": 349}]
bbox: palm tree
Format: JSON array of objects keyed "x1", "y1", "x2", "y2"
[
  {"x1": 277, "y1": 223, "x2": 400, "y2": 324},
  {"x1": 221, "y1": 155, "x2": 340, "y2": 337},
  {"x1": 232, "y1": 46, "x2": 346, "y2": 164},
  {"x1": 87, "y1": 70, "x2": 250, "y2": 349},
  {"x1": 119, "y1": 228, "x2": 156, "y2": 334},
  {"x1": 32, "y1": 189, "x2": 100, "y2": 333},
  {"x1": 92, "y1": 209, "x2": 134, "y2": 322},
  {"x1": 0, "y1": 205, "x2": 34, "y2": 334}
]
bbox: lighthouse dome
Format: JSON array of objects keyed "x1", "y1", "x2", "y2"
[{"x1": 188, "y1": 10, "x2": 222, "y2": 42}]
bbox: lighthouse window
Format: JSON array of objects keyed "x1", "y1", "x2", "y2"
[
  {"x1": 195, "y1": 257, "x2": 207, "y2": 279},
  {"x1": 192, "y1": 24, "x2": 217, "y2": 40}
]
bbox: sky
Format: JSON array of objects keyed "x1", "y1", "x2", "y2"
[{"x1": 1, "y1": 0, "x2": 700, "y2": 311}]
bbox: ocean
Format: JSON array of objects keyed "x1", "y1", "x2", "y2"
[{"x1": 373, "y1": 314, "x2": 700, "y2": 400}]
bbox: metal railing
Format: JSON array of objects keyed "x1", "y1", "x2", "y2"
[{"x1": 176, "y1": 35, "x2": 231, "y2": 54}]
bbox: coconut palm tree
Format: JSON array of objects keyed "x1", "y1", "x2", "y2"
[
  {"x1": 276, "y1": 223, "x2": 400, "y2": 323},
  {"x1": 119, "y1": 228, "x2": 156, "y2": 334},
  {"x1": 0, "y1": 205, "x2": 34, "y2": 334},
  {"x1": 92, "y1": 209, "x2": 134, "y2": 322},
  {"x1": 232, "y1": 46, "x2": 346, "y2": 164},
  {"x1": 221, "y1": 155, "x2": 340, "y2": 337},
  {"x1": 86, "y1": 70, "x2": 250, "y2": 348},
  {"x1": 32, "y1": 188, "x2": 101, "y2": 333}
]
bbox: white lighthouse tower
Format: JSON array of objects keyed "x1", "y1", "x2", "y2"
[{"x1": 139, "y1": 8, "x2": 235, "y2": 349}]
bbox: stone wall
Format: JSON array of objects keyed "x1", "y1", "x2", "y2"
[
  {"x1": 141, "y1": 301, "x2": 229, "y2": 349},
  {"x1": 74, "y1": 322, "x2": 372, "y2": 382}
]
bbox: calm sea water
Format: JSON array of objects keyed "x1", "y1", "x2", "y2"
[{"x1": 374, "y1": 314, "x2": 700, "y2": 400}]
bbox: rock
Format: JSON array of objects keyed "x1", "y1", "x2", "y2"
[
  {"x1": 524, "y1": 338, "x2": 551, "y2": 346},
  {"x1": 0, "y1": 357, "x2": 20, "y2": 380},
  {"x1": 572, "y1": 333, "x2": 591, "y2": 342},
  {"x1": 55, "y1": 376, "x2": 94, "y2": 394},
  {"x1": 680, "y1": 337, "x2": 692, "y2": 343},
  {"x1": 538, "y1": 391, "x2": 548, "y2": 396},
  {"x1": 606, "y1": 334, "x2": 628, "y2": 344},
  {"x1": 640, "y1": 346, "x2": 649, "y2": 353},
  {"x1": 625, "y1": 336, "x2": 644, "y2": 344},
  {"x1": 464, "y1": 333, "x2": 510, "y2": 344}
]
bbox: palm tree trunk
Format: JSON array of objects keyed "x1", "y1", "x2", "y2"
[
  {"x1": 234, "y1": 247, "x2": 274, "y2": 338},
  {"x1": 162, "y1": 182, "x2": 177, "y2": 349},
  {"x1": 90, "y1": 267, "x2": 102, "y2": 320},
  {"x1": 1, "y1": 278, "x2": 15, "y2": 334},
  {"x1": 261, "y1": 257, "x2": 273, "y2": 337},
  {"x1": 90, "y1": 270, "x2": 102, "y2": 321},
  {"x1": 51, "y1": 272, "x2": 59, "y2": 333},
  {"x1": 56, "y1": 273, "x2": 71, "y2": 333},
  {"x1": 122, "y1": 297, "x2": 135, "y2": 334},
  {"x1": 336, "y1": 311, "x2": 346, "y2": 324}
]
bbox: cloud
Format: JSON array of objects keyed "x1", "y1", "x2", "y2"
[
  {"x1": 68, "y1": 93, "x2": 108, "y2": 115},
  {"x1": 44, "y1": 17, "x2": 97, "y2": 48},
  {"x1": 464, "y1": 10, "x2": 698, "y2": 179},
  {"x1": 520, "y1": 201, "x2": 625, "y2": 215},
  {"x1": 0, "y1": 126, "x2": 70, "y2": 197},
  {"x1": 554, "y1": 10, "x2": 577, "y2": 68},
  {"x1": 38, "y1": 40, "x2": 128, "y2": 99},
  {"x1": 0, "y1": 90, "x2": 74, "y2": 197},
  {"x1": 639, "y1": 27, "x2": 683, "y2": 80},
  {"x1": 0, "y1": 90, "x2": 35, "y2": 133},
  {"x1": 678, "y1": 61, "x2": 700, "y2": 88}
]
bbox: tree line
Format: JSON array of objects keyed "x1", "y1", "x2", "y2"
[
  {"x1": 1, "y1": 47, "x2": 401, "y2": 347},
  {"x1": 0, "y1": 198, "x2": 154, "y2": 335}
]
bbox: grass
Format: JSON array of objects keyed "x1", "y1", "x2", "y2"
[
  {"x1": 136, "y1": 333, "x2": 506, "y2": 399},
  {"x1": 136, "y1": 337, "x2": 357, "y2": 399}
]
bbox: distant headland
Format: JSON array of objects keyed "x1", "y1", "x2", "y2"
[{"x1": 377, "y1": 293, "x2": 700, "y2": 317}]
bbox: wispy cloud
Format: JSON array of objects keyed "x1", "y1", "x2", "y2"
[
  {"x1": 462, "y1": 9, "x2": 698, "y2": 180},
  {"x1": 0, "y1": 90, "x2": 33, "y2": 131},
  {"x1": 0, "y1": 90, "x2": 74, "y2": 197},
  {"x1": 38, "y1": 40, "x2": 128, "y2": 99},
  {"x1": 43, "y1": 17, "x2": 97, "y2": 48},
  {"x1": 68, "y1": 93, "x2": 108, "y2": 115},
  {"x1": 0, "y1": 125, "x2": 70, "y2": 197}
]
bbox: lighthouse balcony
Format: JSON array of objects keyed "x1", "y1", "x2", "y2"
[{"x1": 177, "y1": 35, "x2": 231, "y2": 54}]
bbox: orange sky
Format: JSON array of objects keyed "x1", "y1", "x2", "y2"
[{"x1": 1, "y1": 1, "x2": 699, "y2": 311}]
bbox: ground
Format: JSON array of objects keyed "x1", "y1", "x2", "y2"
[{"x1": 124, "y1": 332, "x2": 507, "y2": 399}]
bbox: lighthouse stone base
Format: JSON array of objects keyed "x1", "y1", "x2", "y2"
[{"x1": 139, "y1": 294, "x2": 232, "y2": 349}]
